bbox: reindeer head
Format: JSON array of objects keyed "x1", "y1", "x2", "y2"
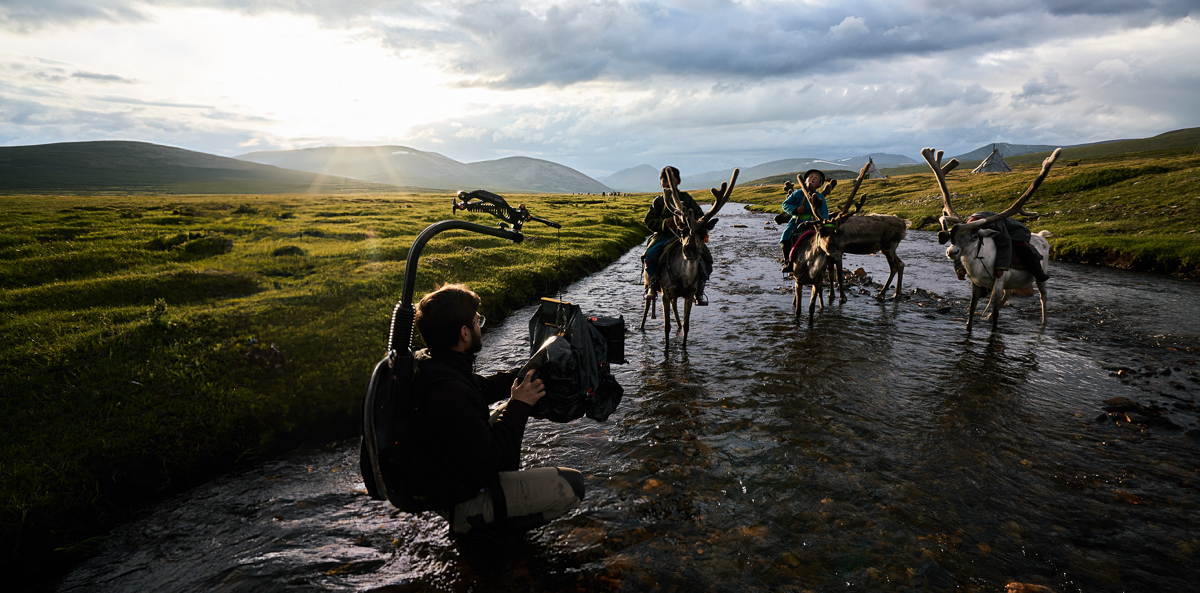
[
  {"x1": 661, "y1": 166, "x2": 739, "y2": 261},
  {"x1": 922, "y1": 147, "x2": 1062, "y2": 259},
  {"x1": 803, "y1": 160, "x2": 873, "y2": 259}
]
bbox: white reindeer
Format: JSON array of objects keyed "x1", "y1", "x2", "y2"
[{"x1": 922, "y1": 147, "x2": 1062, "y2": 331}]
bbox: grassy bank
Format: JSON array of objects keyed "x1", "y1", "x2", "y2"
[
  {"x1": 737, "y1": 149, "x2": 1200, "y2": 278},
  {"x1": 0, "y1": 192, "x2": 649, "y2": 586}
]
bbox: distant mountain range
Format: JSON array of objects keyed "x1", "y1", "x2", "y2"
[
  {"x1": 237, "y1": 146, "x2": 613, "y2": 194},
  {"x1": 601, "y1": 153, "x2": 918, "y2": 192},
  {"x1": 0, "y1": 141, "x2": 396, "y2": 194},
  {"x1": 953, "y1": 142, "x2": 1066, "y2": 161},
  {"x1": 2, "y1": 128, "x2": 1195, "y2": 195}
]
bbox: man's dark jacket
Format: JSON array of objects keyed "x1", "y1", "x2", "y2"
[
  {"x1": 407, "y1": 349, "x2": 530, "y2": 507},
  {"x1": 644, "y1": 191, "x2": 701, "y2": 240}
]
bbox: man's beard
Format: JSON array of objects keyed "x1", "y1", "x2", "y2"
[{"x1": 467, "y1": 328, "x2": 483, "y2": 354}]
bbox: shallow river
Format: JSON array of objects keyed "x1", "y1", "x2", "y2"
[{"x1": 60, "y1": 205, "x2": 1200, "y2": 593}]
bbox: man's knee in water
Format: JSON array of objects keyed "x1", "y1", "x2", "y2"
[{"x1": 557, "y1": 467, "x2": 585, "y2": 500}]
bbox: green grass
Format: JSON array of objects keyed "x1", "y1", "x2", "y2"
[
  {"x1": 0, "y1": 191, "x2": 650, "y2": 584},
  {"x1": 737, "y1": 148, "x2": 1200, "y2": 278}
]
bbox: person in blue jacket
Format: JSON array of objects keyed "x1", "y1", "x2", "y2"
[{"x1": 780, "y1": 169, "x2": 830, "y2": 272}]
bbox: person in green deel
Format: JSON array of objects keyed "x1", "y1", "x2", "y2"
[{"x1": 641, "y1": 166, "x2": 713, "y2": 305}]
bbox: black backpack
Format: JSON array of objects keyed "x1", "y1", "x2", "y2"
[{"x1": 358, "y1": 349, "x2": 462, "y2": 511}]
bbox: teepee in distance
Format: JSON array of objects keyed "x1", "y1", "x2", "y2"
[
  {"x1": 972, "y1": 145, "x2": 1012, "y2": 173},
  {"x1": 864, "y1": 157, "x2": 887, "y2": 179}
]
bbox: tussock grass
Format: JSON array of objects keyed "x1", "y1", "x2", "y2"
[
  {"x1": 0, "y1": 191, "x2": 648, "y2": 584},
  {"x1": 738, "y1": 149, "x2": 1200, "y2": 278}
]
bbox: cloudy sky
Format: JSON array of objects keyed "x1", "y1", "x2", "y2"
[{"x1": 1, "y1": 0, "x2": 1197, "y2": 177}]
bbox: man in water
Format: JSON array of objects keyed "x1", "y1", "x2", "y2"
[{"x1": 406, "y1": 283, "x2": 585, "y2": 535}]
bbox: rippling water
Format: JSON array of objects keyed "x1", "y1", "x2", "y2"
[{"x1": 60, "y1": 205, "x2": 1200, "y2": 593}]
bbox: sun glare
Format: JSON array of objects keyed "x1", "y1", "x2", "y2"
[{"x1": 3, "y1": 8, "x2": 472, "y2": 146}]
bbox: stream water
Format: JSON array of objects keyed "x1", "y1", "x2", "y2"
[{"x1": 59, "y1": 205, "x2": 1200, "y2": 593}]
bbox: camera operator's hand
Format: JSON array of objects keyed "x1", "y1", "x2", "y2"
[{"x1": 511, "y1": 369, "x2": 546, "y2": 405}]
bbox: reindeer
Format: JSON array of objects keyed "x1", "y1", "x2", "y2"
[
  {"x1": 811, "y1": 159, "x2": 910, "y2": 302},
  {"x1": 639, "y1": 168, "x2": 739, "y2": 345},
  {"x1": 781, "y1": 168, "x2": 869, "y2": 325},
  {"x1": 922, "y1": 146, "x2": 1062, "y2": 331},
  {"x1": 788, "y1": 220, "x2": 836, "y2": 325}
]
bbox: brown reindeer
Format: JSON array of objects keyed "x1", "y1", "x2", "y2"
[
  {"x1": 639, "y1": 168, "x2": 739, "y2": 345},
  {"x1": 782, "y1": 166, "x2": 869, "y2": 325},
  {"x1": 822, "y1": 160, "x2": 909, "y2": 301},
  {"x1": 922, "y1": 146, "x2": 1062, "y2": 330}
]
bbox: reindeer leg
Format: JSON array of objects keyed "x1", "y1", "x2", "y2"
[
  {"x1": 793, "y1": 280, "x2": 802, "y2": 318},
  {"x1": 661, "y1": 297, "x2": 673, "y2": 342},
  {"x1": 1036, "y1": 279, "x2": 1048, "y2": 325},
  {"x1": 639, "y1": 283, "x2": 654, "y2": 330},
  {"x1": 877, "y1": 269, "x2": 895, "y2": 300},
  {"x1": 967, "y1": 284, "x2": 981, "y2": 330},
  {"x1": 682, "y1": 298, "x2": 693, "y2": 345},
  {"x1": 827, "y1": 264, "x2": 837, "y2": 303},
  {"x1": 892, "y1": 255, "x2": 905, "y2": 300},
  {"x1": 808, "y1": 283, "x2": 819, "y2": 325},
  {"x1": 989, "y1": 283, "x2": 1005, "y2": 331},
  {"x1": 672, "y1": 298, "x2": 683, "y2": 332},
  {"x1": 877, "y1": 251, "x2": 900, "y2": 300}
]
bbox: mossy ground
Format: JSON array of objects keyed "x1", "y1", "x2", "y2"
[{"x1": 0, "y1": 191, "x2": 649, "y2": 585}]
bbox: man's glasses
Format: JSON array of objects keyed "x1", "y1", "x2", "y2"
[{"x1": 475, "y1": 313, "x2": 486, "y2": 328}]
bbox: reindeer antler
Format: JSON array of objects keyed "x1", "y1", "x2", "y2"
[
  {"x1": 698, "y1": 169, "x2": 739, "y2": 229},
  {"x1": 661, "y1": 166, "x2": 688, "y2": 230},
  {"x1": 921, "y1": 147, "x2": 961, "y2": 222},
  {"x1": 835, "y1": 160, "x2": 873, "y2": 218},
  {"x1": 795, "y1": 172, "x2": 820, "y2": 225},
  {"x1": 971, "y1": 148, "x2": 1062, "y2": 228}
]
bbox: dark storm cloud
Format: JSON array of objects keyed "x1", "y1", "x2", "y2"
[
  {"x1": 7, "y1": 2, "x2": 1195, "y2": 89},
  {"x1": 72, "y1": 71, "x2": 136, "y2": 83},
  {"x1": 369, "y1": 0, "x2": 1195, "y2": 90},
  {"x1": 0, "y1": 0, "x2": 148, "y2": 31},
  {"x1": 1011, "y1": 72, "x2": 1076, "y2": 107}
]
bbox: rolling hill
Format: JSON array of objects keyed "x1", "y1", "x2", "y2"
[
  {"x1": 237, "y1": 145, "x2": 613, "y2": 194},
  {"x1": 604, "y1": 153, "x2": 917, "y2": 193},
  {"x1": 4, "y1": 127, "x2": 1194, "y2": 196},
  {"x1": 879, "y1": 127, "x2": 1200, "y2": 176},
  {"x1": 0, "y1": 141, "x2": 400, "y2": 195}
]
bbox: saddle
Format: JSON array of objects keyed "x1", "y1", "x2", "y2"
[{"x1": 787, "y1": 229, "x2": 817, "y2": 262}]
